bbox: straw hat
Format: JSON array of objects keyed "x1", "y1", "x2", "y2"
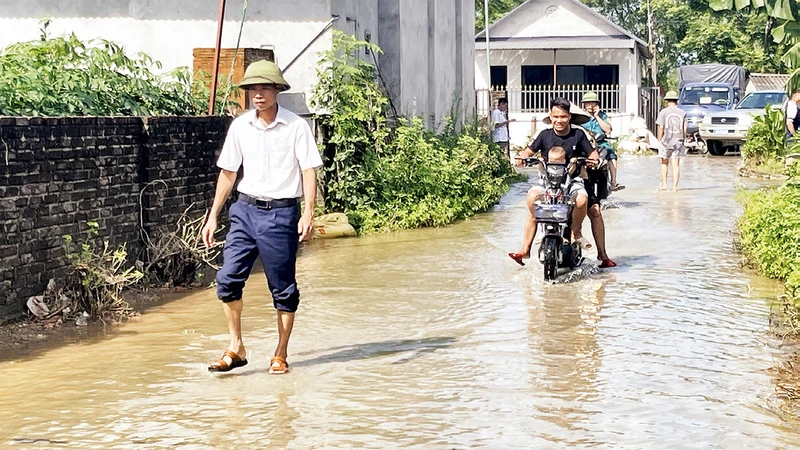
[
  {"x1": 542, "y1": 102, "x2": 592, "y2": 125},
  {"x1": 664, "y1": 90, "x2": 679, "y2": 101},
  {"x1": 236, "y1": 60, "x2": 291, "y2": 91}
]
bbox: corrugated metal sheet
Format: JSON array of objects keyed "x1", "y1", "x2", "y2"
[{"x1": 748, "y1": 73, "x2": 790, "y2": 91}]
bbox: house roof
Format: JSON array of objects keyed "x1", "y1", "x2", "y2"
[
  {"x1": 475, "y1": 35, "x2": 637, "y2": 51},
  {"x1": 747, "y1": 73, "x2": 790, "y2": 91},
  {"x1": 476, "y1": 0, "x2": 651, "y2": 58}
]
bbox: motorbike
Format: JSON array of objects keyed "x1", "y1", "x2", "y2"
[
  {"x1": 523, "y1": 156, "x2": 589, "y2": 280},
  {"x1": 682, "y1": 132, "x2": 708, "y2": 154}
]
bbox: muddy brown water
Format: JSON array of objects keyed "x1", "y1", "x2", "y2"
[{"x1": 2, "y1": 156, "x2": 798, "y2": 449}]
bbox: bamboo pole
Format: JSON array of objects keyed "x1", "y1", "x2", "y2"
[{"x1": 208, "y1": 0, "x2": 227, "y2": 115}]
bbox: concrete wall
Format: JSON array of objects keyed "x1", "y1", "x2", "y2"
[
  {"x1": 381, "y1": 0, "x2": 475, "y2": 129},
  {"x1": 0, "y1": 116, "x2": 230, "y2": 321}
]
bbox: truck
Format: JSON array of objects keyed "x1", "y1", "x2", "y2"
[{"x1": 677, "y1": 64, "x2": 747, "y2": 153}]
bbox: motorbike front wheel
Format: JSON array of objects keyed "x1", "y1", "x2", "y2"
[{"x1": 542, "y1": 237, "x2": 559, "y2": 281}]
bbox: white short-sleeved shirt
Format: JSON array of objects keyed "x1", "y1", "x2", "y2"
[
  {"x1": 217, "y1": 106, "x2": 323, "y2": 200},
  {"x1": 492, "y1": 108, "x2": 509, "y2": 142},
  {"x1": 786, "y1": 100, "x2": 797, "y2": 121}
]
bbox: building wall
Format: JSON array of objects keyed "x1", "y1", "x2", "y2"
[
  {"x1": 0, "y1": 0, "x2": 475, "y2": 126},
  {"x1": 0, "y1": 0, "x2": 334, "y2": 115},
  {"x1": 0, "y1": 115, "x2": 230, "y2": 321},
  {"x1": 477, "y1": 48, "x2": 637, "y2": 89},
  {"x1": 389, "y1": 0, "x2": 475, "y2": 129},
  {"x1": 477, "y1": 48, "x2": 640, "y2": 147}
]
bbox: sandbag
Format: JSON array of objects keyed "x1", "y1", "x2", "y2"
[{"x1": 313, "y1": 213, "x2": 356, "y2": 239}]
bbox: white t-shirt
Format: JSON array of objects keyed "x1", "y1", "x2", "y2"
[
  {"x1": 786, "y1": 100, "x2": 797, "y2": 121},
  {"x1": 492, "y1": 108, "x2": 509, "y2": 142},
  {"x1": 217, "y1": 106, "x2": 323, "y2": 200}
]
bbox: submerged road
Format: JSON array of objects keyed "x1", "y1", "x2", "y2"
[{"x1": 1, "y1": 155, "x2": 797, "y2": 449}]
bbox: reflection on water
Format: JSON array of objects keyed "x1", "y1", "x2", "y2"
[{"x1": 1, "y1": 156, "x2": 798, "y2": 448}]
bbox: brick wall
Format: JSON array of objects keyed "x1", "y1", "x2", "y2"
[{"x1": 0, "y1": 115, "x2": 231, "y2": 321}]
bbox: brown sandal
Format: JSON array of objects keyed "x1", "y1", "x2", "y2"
[
  {"x1": 268, "y1": 356, "x2": 289, "y2": 374},
  {"x1": 208, "y1": 350, "x2": 248, "y2": 372}
]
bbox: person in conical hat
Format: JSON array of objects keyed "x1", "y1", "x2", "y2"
[{"x1": 202, "y1": 60, "x2": 322, "y2": 375}]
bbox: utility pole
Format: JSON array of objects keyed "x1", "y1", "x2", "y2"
[
  {"x1": 647, "y1": 0, "x2": 657, "y2": 86},
  {"x1": 484, "y1": 0, "x2": 492, "y2": 120}
]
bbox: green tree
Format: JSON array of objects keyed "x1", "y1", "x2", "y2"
[
  {"x1": 475, "y1": 0, "x2": 526, "y2": 32},
  {"x1": 585, "y1": 1, "x2": 787, "y2": 88}
]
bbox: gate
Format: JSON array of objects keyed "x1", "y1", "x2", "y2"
[{"x1": 639, "y1": 86, "x2": 661, "y2": 133}]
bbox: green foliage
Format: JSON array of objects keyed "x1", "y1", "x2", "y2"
[
  {"x1": 0, "y1": 21, "x2": 235, "y2": 116},
  {"x1": 310, "y1": 31, "x2": 388, "y2": 213},
  {"x1": 350, "y1": 118, "x2": 514, "y2": 233},
  {"x1": 63, "y1": 222, "x2": 143, "y2": 320},
  {"x1": 311, "y1": 31, "x2": 515, "y2": 234},
  {"x1": 738, "y1": 183, "x2": 800, "y2": 307},
  {"x1": 588, "y1": 1, "x2": 786, "y2": 87},
  {"x1": 710, "y1": 0, "x2": 800, "y2": 68},
  {"x1": 743, "y1": 106, "x2": 787, "y2": 165}
]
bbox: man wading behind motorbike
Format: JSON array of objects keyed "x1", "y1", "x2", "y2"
[
  {"x1": 581, "y1": 91, "x2": 623, "y2": 191},
  {"x1": 510, "y1": 98, "x2": 617, "y2": 269}
]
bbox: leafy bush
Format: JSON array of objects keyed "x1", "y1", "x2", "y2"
[
  {"x1": 0, "y1": 21, "x2": 234, "y2": 116},
  {"x1": 738, "y1": 183, "x2": 800, "y2": 307},
  {"x1": 63, "y1": 222, "x2": 143, "y2": 320},
  {"x1": 311, "y1": 31, "x2": 515, "y2": 233},
  {"x1": 743, "y1": 106, "x2": 787, "y2": 166}
]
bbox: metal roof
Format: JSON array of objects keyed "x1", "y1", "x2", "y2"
[
  {"x1": 747, "y1": 73, "x2": 790, "y2": 91},
  {"x1": 476, "y1": 0, "x2": 650, "y2": 58},
  {"x1": 475, "y1": 35, "x2": 636, "y2": 51}
]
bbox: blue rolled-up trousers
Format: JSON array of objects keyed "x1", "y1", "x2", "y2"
[{"x1": 216, "y1": 200, "x2": 300, "y2": 312}]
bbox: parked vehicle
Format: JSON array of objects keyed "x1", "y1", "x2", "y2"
[
  {"x1": 677, "y1": 64, "x2": 746, "y2": 153},
  {"x1": 523, "y1": 157, "x2": 588, "y2": 280},
  {"x1": 699, "y1": 90, "x2": 787, "y2": 156}
]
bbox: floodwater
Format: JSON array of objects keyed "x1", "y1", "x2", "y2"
[{"x1": 2, "y1": 156, "x2": 798, "y2": 449}]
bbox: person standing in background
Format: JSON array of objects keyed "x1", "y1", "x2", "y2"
[{"x1": 492, "y1": 97, "x2": 515, "y2": 159}]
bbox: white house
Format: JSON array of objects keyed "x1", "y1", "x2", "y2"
[
  {"x1": 0, "y1": 0, "x2": 476, "y2": 129},
  {"x1": 475, "y1": 0, "x2": 654, "y2": 146}
]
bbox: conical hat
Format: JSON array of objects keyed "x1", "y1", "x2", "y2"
[{"x1": 542, "y1": 102, "x2": 592, "y2": 125}]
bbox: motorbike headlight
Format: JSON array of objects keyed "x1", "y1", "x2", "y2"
[{"x1": 534, "y1": 204, "x2": 570, "y2": 222}]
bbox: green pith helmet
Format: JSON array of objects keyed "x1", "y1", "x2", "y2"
[
  {"x1": 664, "y1": 90, "x2": 679, "y2": 101},
  {"x1": 581, "y1": 91, "x2": 599, "y2": 104},
  {"x1": 236, "y1": 60, "x2": 291, "y2": 91}
]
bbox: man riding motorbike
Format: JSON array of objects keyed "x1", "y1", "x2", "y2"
[
  {"x1": 509, "y1": 98, "x2": 617, "y2": 269},
  {"x1": 580, "y1": 91, "x2": 622, "y2": 191}
]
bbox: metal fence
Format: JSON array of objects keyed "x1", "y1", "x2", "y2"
[
  {"x1": 477, "y1": 84, "x2": 622, "y2": 116},
  {"x1": 639, "y1": 86, "x2": 661, "y2": 133}
]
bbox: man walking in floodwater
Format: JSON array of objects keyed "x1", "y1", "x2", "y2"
[
  {"x1": 656, "y1": 91, "x2": 686, "y2": 191},
  {"x1": 201, "y1": 60, "x2": 322, "y2": 374}
]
